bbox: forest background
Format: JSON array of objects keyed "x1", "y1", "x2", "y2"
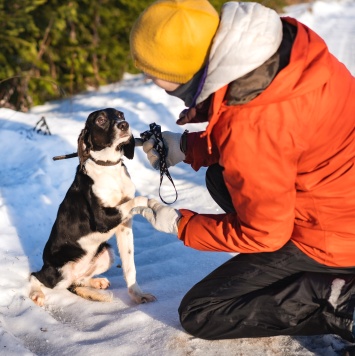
[{"x1": 0, "y1": 0, "x2": 304, "y2": 112}]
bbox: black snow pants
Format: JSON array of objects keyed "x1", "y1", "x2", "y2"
[{"x1": 178, "y1": 164, "x2": 355, "y2": 341}]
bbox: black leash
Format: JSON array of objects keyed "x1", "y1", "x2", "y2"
[
  {"x1": 140, "y1": 123, "x2": 178, "y2": 205},
  {"x1": 53, "y1": 152, "x2": 78, "y2": 161}
]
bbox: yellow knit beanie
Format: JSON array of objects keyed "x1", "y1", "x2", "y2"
[{"x1": 130, "y1": 0, "x2": 219, "y2": 84}]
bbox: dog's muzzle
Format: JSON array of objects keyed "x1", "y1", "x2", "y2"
[{"x1": 117, "y1": 120, "x2": 129, "y2": 132}]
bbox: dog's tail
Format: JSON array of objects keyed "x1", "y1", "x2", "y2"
[{"x1": 68, "y1": 286, "x2": 113, "y2": 302}]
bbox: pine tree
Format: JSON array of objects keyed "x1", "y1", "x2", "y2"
[
  {"x1": 0, "y1": 0, "x2": 46, "y2": 111},
  {"x1": 0, "y1": 0, "x2": 289, "y2": 112}
]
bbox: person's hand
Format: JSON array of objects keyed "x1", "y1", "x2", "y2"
[
  {"x1": 131, "y1": 199, "x2": 181, "y2": 235},
  {"x1": 142, "y1": 131, "x2": 185, "y2": 170}
]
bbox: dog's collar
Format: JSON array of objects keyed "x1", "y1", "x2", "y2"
[{"x1": 89, "y1": 156, "x2": 122, "y2": 166}]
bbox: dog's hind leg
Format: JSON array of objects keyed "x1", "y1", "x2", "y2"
[
  {"x1": 116, "y1": 218, "x2": 156, "y2": 304},
  {"x1": 30, "y1": 264, "x2": 64, "y2": 306},
  {"x1": 71, "y1": 243, "x2": 114, "y2": 301},
  {"x1": 88, "y1": 277, "x2": 111, "y2": 289},
  {"x1": 87, "y1": 242, "x2": 114, "y2": 290},
  {"x1": 69, "y1": 286, "x2": 113, "y2": 302},
  {"x1": 29, "y1": 275, "x2": 46, "y2": 306}
]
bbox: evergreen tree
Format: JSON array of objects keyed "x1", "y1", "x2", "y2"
[
  {"x1": 0, "y1": 0, "x2": 46, "y2": 110},
  {"x1": 0, "y1": 0, "x2": 289, "y2": 112}
]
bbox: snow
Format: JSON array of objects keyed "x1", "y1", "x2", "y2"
[{"x1": 0, "y1": 1, "x2": 354, "y2": 355}]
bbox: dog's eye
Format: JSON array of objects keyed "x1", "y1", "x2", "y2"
[{"x1": 96, "y1": 115, "x2": 107, "y2": 126}]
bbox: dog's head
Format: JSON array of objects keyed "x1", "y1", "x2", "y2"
[{"x1": 77, "y1": 108, "x2": 135, "y2": 170}]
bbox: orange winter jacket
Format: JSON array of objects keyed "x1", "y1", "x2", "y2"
[{"x1": 177, "y1": 18, "x2": 355, "y2": 267}]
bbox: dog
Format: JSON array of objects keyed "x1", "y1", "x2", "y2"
[{"x1": 29, "y1": 108, "x2": 156, "y2": 306}]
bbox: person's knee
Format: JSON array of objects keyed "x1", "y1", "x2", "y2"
[
  {"x1": 178, "y1": 295, "x2": 215, "y2": 340},
  {"x1": 178, "y1": 303, "x2": 206, "y2": 339},
  {"x1": 205, "y1": 164, "x2": 235, "y2": 213},
  {"x1": 205, "y1": 163, "x2": 223, "y2": 191}
]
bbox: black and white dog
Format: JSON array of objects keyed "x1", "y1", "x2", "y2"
[{"x1": 29, "y1": 108, "x2": 156, "y2": 306}]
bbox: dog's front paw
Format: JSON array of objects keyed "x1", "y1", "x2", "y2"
[
  {"x1": 90, "y1": 277, "x2": 110, "y2": 289},
  {"x1": 136, "y1": 292, "x2": 157, "y2": 304},
  {"x1": 133, "y1": 196, "x2": 148, "y2": 208},
  {"x1": 128, "y1": 286, "x2": 157, "y2": 304},
  {"x1": 30, "y1": 291, "x2": 45, "y2": 306},
  {"x1": 118, "y1": 196, "x2": 149, "y2": 219}
]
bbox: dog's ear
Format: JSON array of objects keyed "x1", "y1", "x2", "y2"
[
  {"x1": 123, "y1": 135, "x2": 135, "y2": 160},
  {"x1": 77, "y1": 127, "x2": 92, "y2": 170}
]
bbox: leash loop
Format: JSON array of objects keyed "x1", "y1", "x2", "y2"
[{"x1": 140, "y1": 123, "x2": 178, "y2": 204}]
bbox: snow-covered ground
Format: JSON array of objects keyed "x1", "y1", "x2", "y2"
[{"x1": 1, "y1": 1, "x2": 354, "y2": 355}]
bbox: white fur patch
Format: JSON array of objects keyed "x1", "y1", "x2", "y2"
[
  {"x1": 328, "y1": 278, "x2": 346, "y2": 308},
  {"x1": 85, "y1": 160, "x2": 135, "y2": 207}
]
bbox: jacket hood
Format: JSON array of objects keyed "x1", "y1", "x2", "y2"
[
  {"x1": 196, "y1": 2, "x2": 283, "y2": 104},
  {"x1": 243, "y1": 17, "x2": 333, "y2": 105},
  {"x1": 200, "y1": 16, "x2": 334, "y2": 154}
]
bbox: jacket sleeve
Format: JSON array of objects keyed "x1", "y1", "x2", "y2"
[
  {"x1": 177, "y1": 108, "x2": 301, "y2": 253},
  {"x1": 183, "y1": 131, "x2": 220, "y2": 171}
]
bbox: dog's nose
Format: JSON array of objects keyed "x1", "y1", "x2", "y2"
[{"x1": 117, "y1": 121, "x2": 129, "y2": 131}]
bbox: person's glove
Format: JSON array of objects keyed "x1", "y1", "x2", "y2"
[
  {"x1": 142, "y1": 131, "x2": 185, "y2": 170},
  {"x1": 131, "y1": 199, "x2": 182, "y2": 235}
]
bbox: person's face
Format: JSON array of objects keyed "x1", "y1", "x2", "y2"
[{"x1": 144, "y1": 74, "x2": 181, "y2": 91}]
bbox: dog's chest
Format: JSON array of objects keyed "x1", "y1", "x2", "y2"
[{"x1": 89, "y1": 164, "x2": 135, "y2": 207}]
